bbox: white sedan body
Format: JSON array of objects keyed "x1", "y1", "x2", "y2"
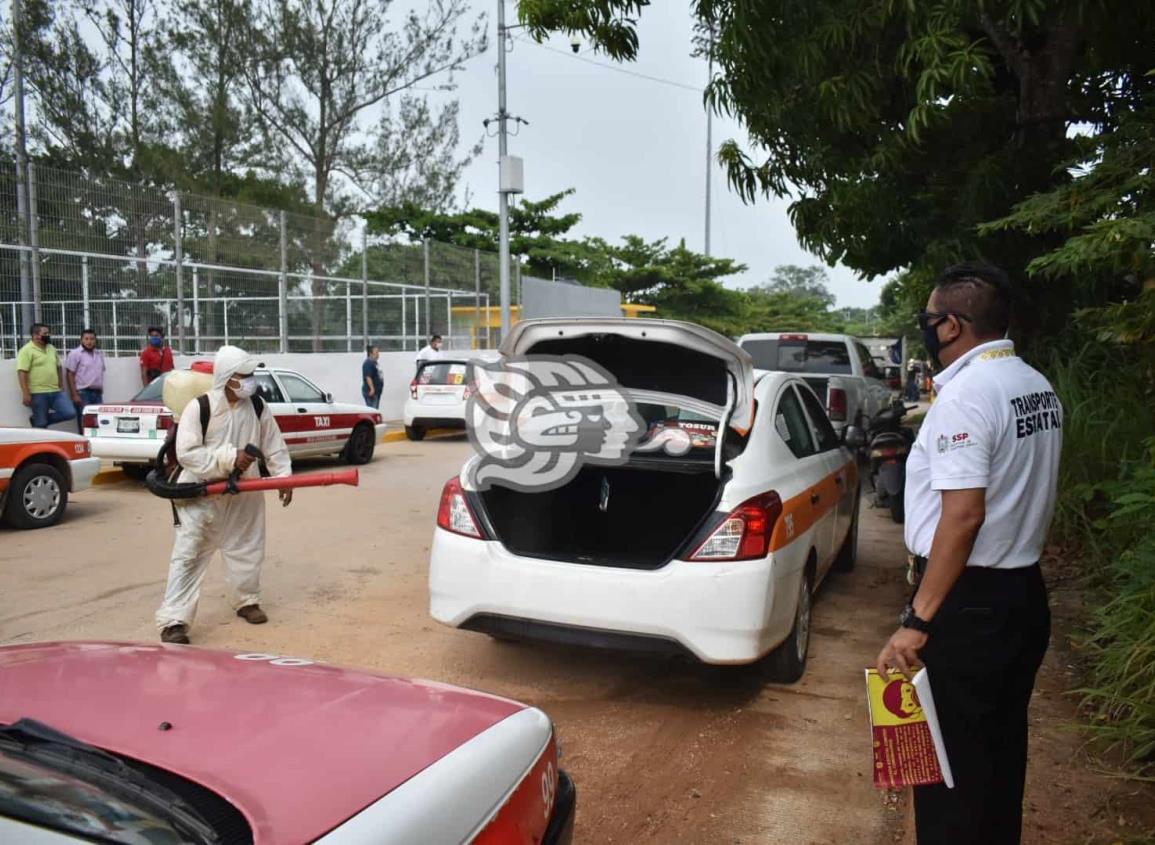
[
  {"x1": 403, "y1": 353, "x2": 501, "y2": 437},
  {"x1": 83, "y1": 368, "x2": 387, "y2": 467},
  {"x1": 429, "y1": 319, "x2": 860, "y2": 674}
]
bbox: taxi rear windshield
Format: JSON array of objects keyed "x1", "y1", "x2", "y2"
[
  {"x1": 741, "y1": 339, "x2": 852, "y2": 375},
  {"x1": 417, "y1": 362, "x2": 468, "y2": 386}
]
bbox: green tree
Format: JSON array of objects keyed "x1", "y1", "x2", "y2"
[
  {"x1": 520, "y1": 0, "x2": 1155, "y2": 341},
  {"x1": 749, "y1": 264, "x2": 835, "y2": 308}
]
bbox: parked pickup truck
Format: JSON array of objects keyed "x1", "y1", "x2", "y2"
[{"x1": 737, "y1": 332, "x2": 894, "y2": 433}]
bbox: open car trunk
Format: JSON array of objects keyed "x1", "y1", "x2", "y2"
[{"x1": 478, "y1": 464, "x2": 722, "y2": 570}]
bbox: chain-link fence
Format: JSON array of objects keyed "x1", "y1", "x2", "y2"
[{"x1": 0, "y1": 160, "x2": 517, "y2": 358}]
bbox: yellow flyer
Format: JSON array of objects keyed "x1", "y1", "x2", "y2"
[{"x1": 865, "y1": 667, "x2": 954, "y2": 789}]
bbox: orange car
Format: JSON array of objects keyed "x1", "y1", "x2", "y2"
[{"x1": 0, "y1": 429, "x2": 101, "y2": 529}]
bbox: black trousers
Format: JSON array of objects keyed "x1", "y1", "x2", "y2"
[{"x1": 913, "y1": 564, "x2": 1051, "y2": 845}]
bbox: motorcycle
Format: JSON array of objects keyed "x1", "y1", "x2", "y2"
[{"x1": 868, "y1": 399, "x2": 917, "y2": 524}]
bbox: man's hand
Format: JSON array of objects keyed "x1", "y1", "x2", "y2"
[
  {"x1": 279, "y1": 488, "x2": 293, "y2": 507},
  {"x1": 71, "y1": 393, "x2": 82, "y2": 405},
  {"x1": 21, "y1": 393, "x2": 32, "y2": 408},
  {"x1": 234, "y1": 450, "x2": 255, "y2": 473},
  {"x1": 876, "y1": 627, "x2": 928, "y2": 680}
]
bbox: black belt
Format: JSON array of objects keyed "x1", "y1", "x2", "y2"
[{"x1": 908, "y1": 555, "x2": 1040, "y2": 586}]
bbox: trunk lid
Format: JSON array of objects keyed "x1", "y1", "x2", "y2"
[{"x1": 501, "y1": 318, "x2": 755, "y2": 434}]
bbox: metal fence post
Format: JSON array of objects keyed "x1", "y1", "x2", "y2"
[
  {"x1": 400, "y1": 291, "x2": 406, "y2": 351},
  {"x1": 27, "y1": 161, "x2": 41, "y2": 321},
  {"x1": 361, "y1": 227, "x2": 368, "y2": 347},
  {"x1": 446, "y1": 293, "x2": 453, "y2": 348},
  {"x1": 278, "y1": 210, "x2": 288, "y2": 353},
  {"x1": 345, "y1": 280, "x2": 353, "y2": 352},
  {"x1": 474, "y1": 248, "x2": 481, "y2": 349},
  {"x1": 81, "y1": 256, "x2": 90, "y2": 329},
  {"x1": 191, "y1": 267, "x2": 200, "y2": 353},
  {"x1": 173, "y1": 194, "x2": 185, "y2": 354},
  {"x1": 423, "y1": 237, "x2": 431, "y2": 339},
  {"x1": 111, "y1": 300, "x2": 118, "y2": 356}
]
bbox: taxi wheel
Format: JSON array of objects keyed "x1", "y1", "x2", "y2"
[
  {"x1": 343, "y1": 423, "x2": 377, "y2": 465},
  {"x1": 766, "y1": 567, "x2": 813, "y2": 683},
  {"x1": 5, "y1": 462, "x2": 68, "y2": 530},
  {"x1": 832, "y1": 495, "x2": 859, "y2": 573},
  {"x1": 405, "y1": 425, "x2": 426, "y2": 442}
]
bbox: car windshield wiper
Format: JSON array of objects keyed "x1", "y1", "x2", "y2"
[{"x1": 0, "y1": 718, "x2": 221, "y2": 844}]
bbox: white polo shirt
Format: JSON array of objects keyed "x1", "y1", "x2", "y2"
[
  {"x1": 415, "y1": 344, "x2": 442, "y2": 365},
  {"x1": 904, "y1": 339, "x2": 1062, "y2": 568}
]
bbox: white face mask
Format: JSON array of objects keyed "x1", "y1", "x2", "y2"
[{"x1": 231, "y1": 375, "x2": 258, "y2": 398}]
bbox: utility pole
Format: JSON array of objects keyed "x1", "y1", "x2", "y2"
[
  {"x1": 494, "y1": 0, "x2": 525, "y2": 341},
  {"x1": 11, "y1": 0, "x2": 33, "y2": 333},
  {"x1": 703, "y1": 28, "x2": 714, "y2": 257}
]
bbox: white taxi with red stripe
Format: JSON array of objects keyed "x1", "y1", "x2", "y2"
[
  {"x1": 83, "y1": 367, "x2": 386, "y2": 473},
  {"x1": 429, "y1": 318, "x2": 862, "y2": 681},
  {"x1": 0, "y1": 429, "x2": 101, "y2": 529}
]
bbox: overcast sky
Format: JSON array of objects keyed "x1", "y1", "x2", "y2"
[{"x1": 431, "y1": 1, "x2": 885, "y2": 310}]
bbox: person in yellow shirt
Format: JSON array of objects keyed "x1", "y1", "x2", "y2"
[{"x1": 17, "y1": 323, "x2": 77, "y2": 428}]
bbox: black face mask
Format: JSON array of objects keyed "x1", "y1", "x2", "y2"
[
  {"x1": 39, "y1": 334, "x2": 51, "y2": 346},
  {"x1": 917, "y1": 310, "x2": 971, "y2": 371}
]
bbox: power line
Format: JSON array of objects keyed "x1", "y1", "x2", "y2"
[{"x1": 513, "y1": 36, "x2": 703, "y2": 93}]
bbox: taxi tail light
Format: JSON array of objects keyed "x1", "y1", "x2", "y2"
[
  {"x1": 436, "y1": 476, "x2": 486, "y2": 539},
  {"x1": 690, "y1": 491, "x2": 783, "y2": 561},
  {"x1": 473, "y1": 733, "x2": 560, "y2": 845},
  {"x1": 156, "y1": 414, "x2": 174, "y2": 430},
  {"x1": 409, "y1": 378, "x2": 418, "y2": 400},
  {"x1": 81, "y1": 413, "x2": 98, "y2": 428},
  {"x1": 827, "y1": 388, "x2": 848, "y2": 421}
]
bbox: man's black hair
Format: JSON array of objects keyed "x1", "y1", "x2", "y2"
[
  {"x1": 934, "y1": 261, "x2": 1011, "y2": 337},
  {"x1": 366, "y1": 344, "x2": 378, "y2": 355},
  {"x1": 430, "y1": 334, "x2": 442, "y2": 342},
  {"x1": 147, "y1": 326, "x2": 165, "y2": 336},
  {"x1": 30, "y1": 322, "x2": 48, "y2": 337},
  {"x1": 81, "y1": 327, "x2": 96, "y2": 336}
]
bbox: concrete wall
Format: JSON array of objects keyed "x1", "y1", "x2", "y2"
[
  {"x1": 0, "y1": 349, "x2": 425, "y2": 429},
  {"x1": 521, "y1": 277, "x2": 621, "y2": 319}
]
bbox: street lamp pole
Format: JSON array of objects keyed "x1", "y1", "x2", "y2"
[
  {"x1": 703, "y1": 29, "x2": 714, "y2": 258},
  {"x1": 497, "y1": 0, "x2": 512, "y2": 340}
]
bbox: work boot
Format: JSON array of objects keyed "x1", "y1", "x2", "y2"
[
  {"x1": 236, "y1": 604, "x2": 268, "y2": 625},
  {"x1": 160, "y1": 624, "x2": 190, "y2": 644}
]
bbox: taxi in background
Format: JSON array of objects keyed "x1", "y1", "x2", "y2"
[
  {"x1": 83, "y1": 364, "x2": 387, "y2": 475},
  {"x1": 0, "y1": 428, "x2": 100, "y2": 529}
]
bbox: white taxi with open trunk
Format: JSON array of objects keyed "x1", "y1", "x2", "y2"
[
  {"x1": 82, "y1": 364, "x2": 387, "y2": 475},
  {"x1": 429, "y1": 318, "x2": 862, "y2": 681}
]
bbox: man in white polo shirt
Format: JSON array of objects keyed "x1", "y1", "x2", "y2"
[{"x1": 875, "y1": 262, "x2": 1062, "y2": 845}]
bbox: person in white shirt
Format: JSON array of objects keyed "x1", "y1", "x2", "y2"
[
  {"x1": 875, "y1": 262, "x2": 1061, "y2": 845},
  {"x1": 155, "y1": 345, "x2": 293, "y2": 645},
  {"x1": 415, "y1": 334, "x2": 443, "y2": 368}
]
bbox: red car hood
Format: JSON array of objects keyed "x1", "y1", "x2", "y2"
[{"x1": 0, "y1": 642, "x2": 523, "y2": 843}]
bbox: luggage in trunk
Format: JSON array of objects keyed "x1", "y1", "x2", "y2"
[{"x1": 478, "y1": 465, "x2": 721, "y2": 570}]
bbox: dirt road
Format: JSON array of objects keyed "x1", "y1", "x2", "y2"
[{"x1": 4, "y1": 437, "x2": 1147, "y2": 844}]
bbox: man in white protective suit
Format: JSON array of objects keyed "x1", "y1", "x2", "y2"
[{"x1": 156, "y1": 345, "x2": 292, "y2": 644}]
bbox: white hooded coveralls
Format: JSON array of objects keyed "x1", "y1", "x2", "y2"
[{"x1": 155, "y1": 346, "x2": 292, "y2": 630}]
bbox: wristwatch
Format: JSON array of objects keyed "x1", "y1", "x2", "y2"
[{"x1": 899, "y1": 603, "x2": 931, "y2": 633}]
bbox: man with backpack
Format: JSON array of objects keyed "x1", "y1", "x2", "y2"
[{"x1": 155, "y1": 345, "x2": 292, "y2": 645}]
